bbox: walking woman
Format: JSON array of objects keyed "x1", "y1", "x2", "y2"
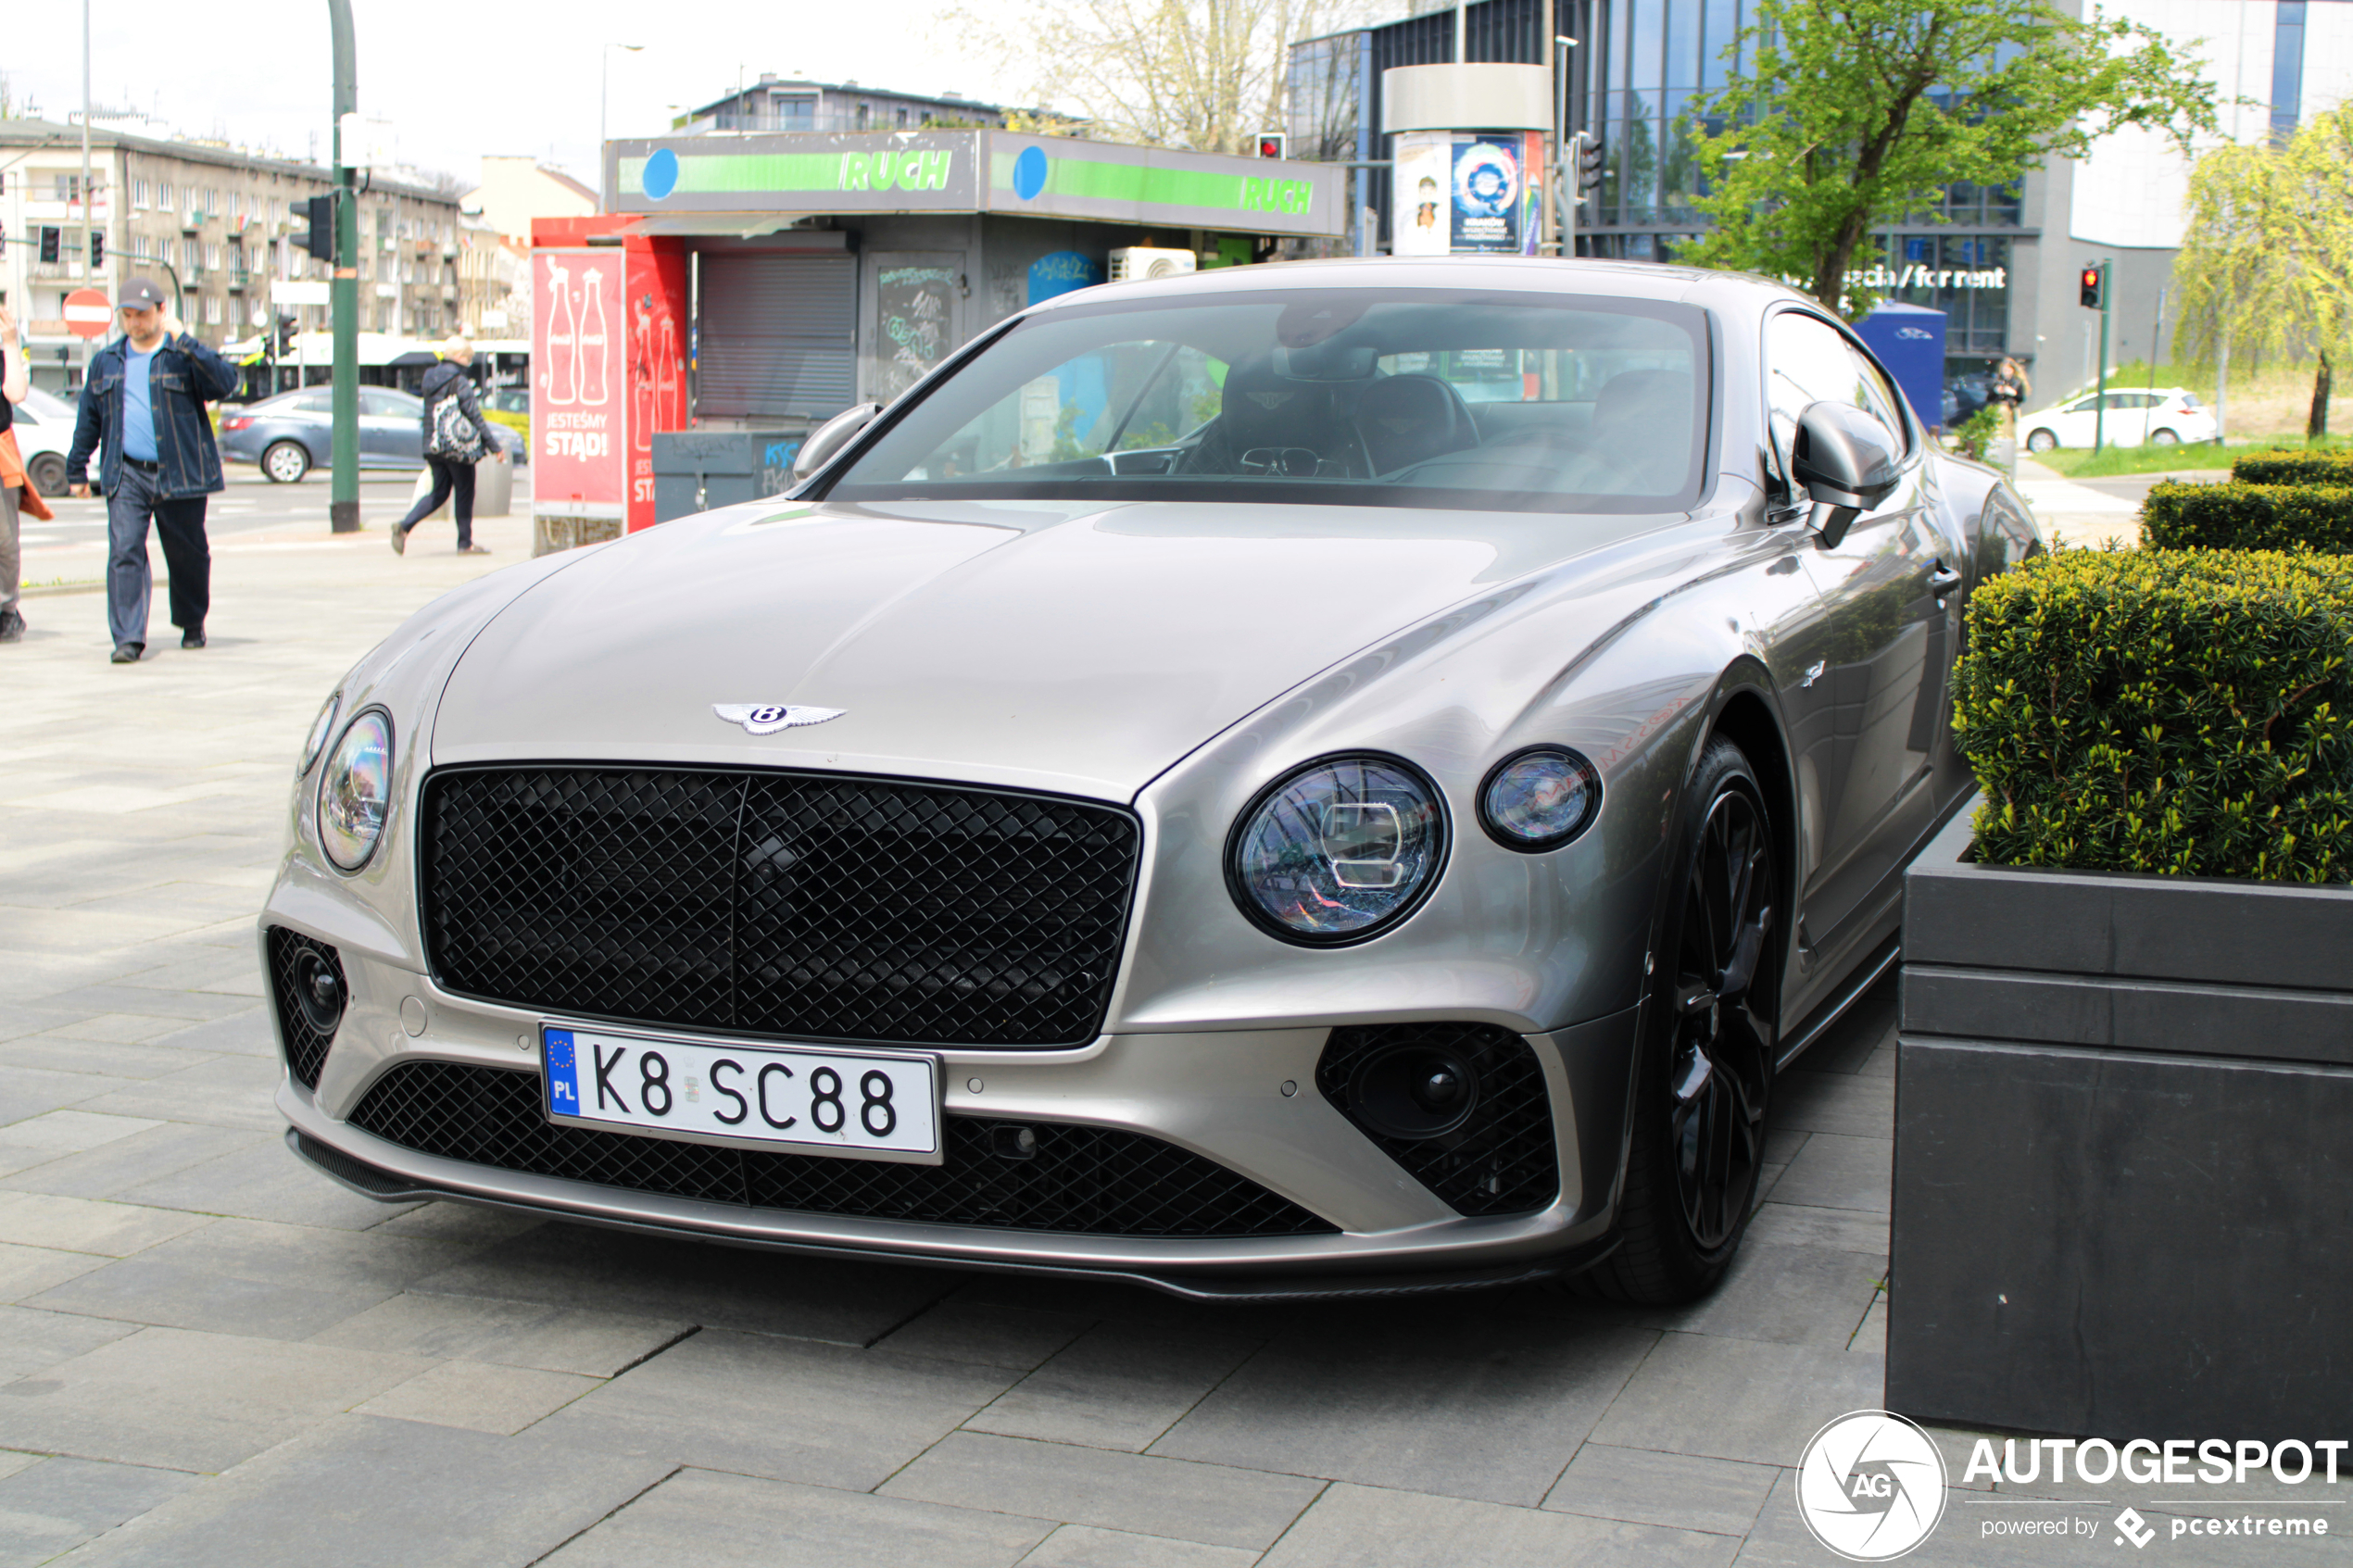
[
  {"x1": 391, "y1": 336, "x2": 504, "y2": 556},
  {"x1": 1988, "y1": 357, "x2": 2032, "y2": 438}
]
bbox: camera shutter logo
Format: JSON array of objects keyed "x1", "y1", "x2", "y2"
[{"x1": 1796, "y1": 1410, "x2": 1948, "y2": 1561}]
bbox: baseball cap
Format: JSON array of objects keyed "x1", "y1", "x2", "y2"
[{"x1": 118, "y1": 279, "x2": 168, "y2": 310}]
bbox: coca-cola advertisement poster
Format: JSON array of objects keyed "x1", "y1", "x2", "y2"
[
  {"x1": 535, "y1": 249, "x2": 624, "y2": 512},
  {"x1": 623, "y1": 246, "x2": 688, "y2": 533}
]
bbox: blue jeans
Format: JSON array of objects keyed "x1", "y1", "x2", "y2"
[{"x1": 107, "y1": 462, "x2": 210, "y2": 648}]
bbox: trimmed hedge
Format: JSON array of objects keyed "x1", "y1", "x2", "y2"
[
  {"x1": 2232, "y1": 448, "x2": 2353, "y2": 487},
  {"x1": 1954, "y1": 549, "x2": 2353, "y2": 882},
  {"x1": 2140, "y1": 481, "x2": 2353, "y2": 553}
]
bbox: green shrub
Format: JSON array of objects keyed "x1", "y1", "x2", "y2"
[
  {"x1": 2140, "y1": 481, "x2": 2353, "y2": 553},
  {"x1": 2231, "y1": 449, "x2": 2353, "y2": 486},
  {"x1": 1951, "y1": 405, "x2": 2000, "y2": 462},
  {"x1": 1953, "y1": 549, "x2": 2353, "y2": 882}
]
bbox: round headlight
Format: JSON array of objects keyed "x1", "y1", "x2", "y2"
[
  {"x1": 1478, "y1": 746, "x2": 1602, "y2": 851},
  {"x1": 1227, "y1": 755, "x2": 1447, "y2": 945},
  {"x1": 317, "y1": 710, "x2": 393, "y2": 872},
  {"x1": 297, "y1": 691, "x2": 340, "y2": 776}
]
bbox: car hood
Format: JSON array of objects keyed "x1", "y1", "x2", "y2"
[{"x1": 431, "y1": 495, "x2": 1668, "y2": 801}]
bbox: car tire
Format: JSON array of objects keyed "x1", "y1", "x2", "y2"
[
  {"x1": 26, "y1": 452, "x2": 68, "y2": 497},
  {"x1": 2150, "y1": 428, "x2": 2179, "y2": 446},
  {"x1": 2024, "y1": 429, "x2": 2057, "y2": 454},
  {"x1": 1579, "y1": 736, "x2": 1780, "y2": 1306},
  {"x1": 261, "y1": 440, "x2": 312, "y2": 483}
]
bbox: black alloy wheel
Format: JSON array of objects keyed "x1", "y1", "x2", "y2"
[{"x1": 1581, "y1": 736, "x2": 1780, "y2": 1305}]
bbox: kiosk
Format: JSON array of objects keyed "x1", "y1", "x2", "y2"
[{"x1": 529, "y1": 130, "x2": 1347, "y2": 552}]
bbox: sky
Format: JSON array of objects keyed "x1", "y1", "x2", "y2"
[{"x1": 4, "y1": 0, "x2": 1029, "y2": 188}]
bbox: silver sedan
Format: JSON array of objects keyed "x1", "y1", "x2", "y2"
[{"x1": 264, "y1": 259, "x2": 2037, "y2": 1302}]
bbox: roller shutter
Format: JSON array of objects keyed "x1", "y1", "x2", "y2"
[{"x1": 698, "y1": 253, "x2": 856, "y2": 419}]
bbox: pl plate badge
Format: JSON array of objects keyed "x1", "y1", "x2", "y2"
[{"x1": 714, "y1": 704, "x2": 845, "y2": 735}]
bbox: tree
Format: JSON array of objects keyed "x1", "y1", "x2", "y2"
[
  {"x1": 2173, "y1": 103, "x2": 2353, "y2": 441},
  {"x1": 1679, "y1": 0, "x2": 2219, "y2": 318},
  {"x1": 942, "y1": 0, "x2": 1379, "y2": 155}
]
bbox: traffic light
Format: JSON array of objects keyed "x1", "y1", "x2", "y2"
[
  {"x1": 2079, "y1": 262, "x2": 2107, "y2": 309},
  {"x1": 1255, "y1": 132, "x2": 1287, "y2": 159},
  {"x1": 89, "y1": 231, "x2": 104, "y2": 267},
  {"x1": 295, "y1": 194, "x2": 335, "y2": 262},
  {"x1": 274, "y1": 315, "x2": 298, "y2": 353},
  {"x1": 1576, "y1": 132, "x2": 1605, "y2": 194},
  {"x1": 39, "y1": 225, "x2": 59, "y2": 264}
]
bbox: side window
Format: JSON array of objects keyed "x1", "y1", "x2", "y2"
[
  {"x1": 359, "y1": 390, "x2": 406, "y2": 418},
  {"x1": 1842, "y1": 343, "x2": 1909, "y2": 445},
  {"x1": 1766, "y1": 311, "x2": 1903, "y2": 481}
]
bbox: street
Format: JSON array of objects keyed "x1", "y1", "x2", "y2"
[{"x1": 1, "y1": 525, "x2": 2346, "y2": 1563}]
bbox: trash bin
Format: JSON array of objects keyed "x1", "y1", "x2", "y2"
[{"x1": 403, "y1": 450, "x2": 515, "y2": 524}]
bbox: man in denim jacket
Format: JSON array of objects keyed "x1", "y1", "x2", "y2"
[{"x1": 65, "y1": 278, "x2": 240, "y2": 663}]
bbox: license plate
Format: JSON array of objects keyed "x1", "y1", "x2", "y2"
[{"x1": 540, "y1": 1024, "x2": 941, "y2": 1164}]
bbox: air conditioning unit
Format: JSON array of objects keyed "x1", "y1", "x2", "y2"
[{"x1": 1109, "y1": 245, "x2": 1199, "y2": 282}]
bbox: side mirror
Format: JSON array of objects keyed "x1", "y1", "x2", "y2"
[
  {"x1": 791, "y1": 401, "x2": 882, "y2": 484},
  {"x1": 1791, "y1": 400, "x2": 1901, "y2": 549}
]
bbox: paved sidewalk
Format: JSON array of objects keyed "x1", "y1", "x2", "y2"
[{"x1": 1, "y1": 523, "x2": 2346, "y2": 1565}]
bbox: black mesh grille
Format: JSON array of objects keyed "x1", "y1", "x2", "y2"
[
  {"x1": 1317, "y1": 1023, "x2": 1559, "y2": 1215},
  {"x1": 420, "y1": 767, "x2": 1139, "y2": 1048},
  {"x1": 345, "y1": 1060, "x2": 1336, "y2": 1238},
  {"x1": 267, "y1": 928, "x2": 346, "y2": 1090}
]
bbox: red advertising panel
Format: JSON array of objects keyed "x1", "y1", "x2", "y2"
[
  {"x1": 623, "y1": 245, "x2": 689, "y2": 533},
  {"x1": 535, "y1": 248, "x2": 624, "y2": 513}
]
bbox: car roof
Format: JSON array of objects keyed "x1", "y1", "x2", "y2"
[{"x1": 1022, "y1": 255, "x2": 1815, "y2": 316}]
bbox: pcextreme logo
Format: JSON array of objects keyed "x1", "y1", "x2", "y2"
[{"x1": 1797, "y1": 1411, "x2": 1949, "y2": 1561}]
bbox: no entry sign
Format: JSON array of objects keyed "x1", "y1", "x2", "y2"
[{"x1": 63, "y1": 289, "x2": 112, "y2": 339}]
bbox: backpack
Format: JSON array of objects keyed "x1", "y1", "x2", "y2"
[{"x1": 424, "y1": 370, "x2": 487, "y2": 461}]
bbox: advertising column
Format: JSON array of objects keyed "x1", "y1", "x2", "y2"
[{"x1": 1391, "y1": 132, "x2": 1547, "y2": 257}]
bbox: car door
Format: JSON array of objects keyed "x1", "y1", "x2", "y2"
[
  {"x1": 358, "y1": 390, "x2": 418, "y2": 467},
  {"x1": 1766, "y1": 309, "x2": 1956, "y2": 959}
]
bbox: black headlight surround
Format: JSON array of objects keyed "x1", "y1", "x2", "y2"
[
  {"x1": 297, "y1": 690, "x2": 342, "y2": 777},
  {"x1": 1223, "y1": 750, "x2": 1451, "y2": 949},
  {"x1": 1477, "y1": 745, "x2": 1604, "y2": 853},
  {"x1": 316, "y1": 707, "x2": 396, "y2": 875}
]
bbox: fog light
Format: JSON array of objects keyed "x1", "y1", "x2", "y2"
[
  {"x1": 992, "y1": 1124, "x2": 1038, "y2": 1160},
  {"x1": 290, "y1": 947, "x2": 345, "y2": 1036},
  {"x1": 1350, "y1": 1045, "x2": 1479, "y2": 1140}
]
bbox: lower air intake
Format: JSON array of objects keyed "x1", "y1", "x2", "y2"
[
  {"x1": 1317, "y1": 1022, "x2": 1559, "y2": 1215},
  {"x1": 344, "y1": 1060, "x2": 1335, "y2": 1239}
]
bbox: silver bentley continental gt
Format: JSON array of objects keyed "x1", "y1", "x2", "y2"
[{"x1": 266, "y1": 260, "x2": 2038, "y2": 1303}]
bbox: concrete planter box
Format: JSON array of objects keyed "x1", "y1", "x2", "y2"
[{"x1": 1889, "y1": 803, "x2": 2353, "y2": 1440}]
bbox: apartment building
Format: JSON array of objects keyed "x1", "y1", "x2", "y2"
[{"x1": 0, "y1": 116, "x2": 469, "y2": 391}]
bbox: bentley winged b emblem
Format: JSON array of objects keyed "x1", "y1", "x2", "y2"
[{"x1": 713, "y1": 704, "x2": 846, "y2": 735}]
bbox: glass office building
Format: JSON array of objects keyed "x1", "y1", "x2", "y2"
[{"x1": 1290, "y1": 0, "x2": 2353, "y2": 419}]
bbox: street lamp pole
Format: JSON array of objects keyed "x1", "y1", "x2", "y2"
[
  {"x1": 599, "y1": 44, "x2": 644, "y2": 212},
  {"x1": 1555, "y1": 34, "x2": 1578, "y2": 257},
  {"x1": 328, "y1": 0, "x2": 360, "y2": 533}
]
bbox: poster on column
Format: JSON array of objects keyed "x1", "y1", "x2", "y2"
[
  {"x1": 623, "y1": 245, "x2": 689, "y2": 532},
  {"x1": 534, "y1": 248, "x2": 624, "y2": 515},
  {"x1": 1449, "y1": 135, "x2": 1524, "y2": 253},
  {"x1": 1391, "y1": 132, "x2": 1450, "y2": 257}
]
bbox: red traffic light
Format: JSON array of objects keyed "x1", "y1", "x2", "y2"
[
  {"x1": 1256, "y1": 132, "x2": 1287, "y2": 159},
  {"x1": 2079, "y1": 265, "x2": 2105, "y2": 309}
]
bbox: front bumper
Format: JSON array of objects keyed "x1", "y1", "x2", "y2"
[{"x1": 271, "y1": 939, "x2": 1638, "y2": 1299}]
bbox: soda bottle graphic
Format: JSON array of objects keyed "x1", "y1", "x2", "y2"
[
  {"x1": 631, "y1": 297, "x2": 655, "y2": 453},
  {"x1": 654, "y1": 311, "x2": 681, "y2": 429},
  {"x1": 543, "y1": 259, "x2": 578, "y2": 408},
  {"x1": 580, "y1": 266, "x2": 611, "y2": 408}
]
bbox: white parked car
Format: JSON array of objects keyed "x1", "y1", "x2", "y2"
[
  {"x1": 2020, "y1": 387, "x2": 2217, "y2": 452},
  {"x1": 6, "y1": 386, "x2": 78, "y2": 495}
]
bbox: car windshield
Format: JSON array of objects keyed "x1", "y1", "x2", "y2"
[{"x1": 824, "y1": 288, "x2": 1711, "y2": 513}]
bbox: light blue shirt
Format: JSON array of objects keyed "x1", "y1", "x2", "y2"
[{"x1": 122, "y1": 345, "x2": 159, "y2": 463}]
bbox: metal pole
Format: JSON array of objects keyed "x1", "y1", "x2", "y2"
[
  {"x1": 2093, "y1": 260, "x2": 2111, "y2": 456},
  {"x1": 1539, "y1": 0, "x2": 1554, "y2": 255},
  {"x1": 80, "y1": 0, "x2": 93, "y2": 383},
  {"x1": 329, "y1": 0, "x2": 360, "y2": 533},
  {"x1": 600, "y1": 50, "x2": 610, "y2": 213},
  {"x1": 2216, "y1": 322, "x2": 2231, "y2": 444},
  {"x1": 2148, "y1": 283, "x2": 2167, "y2": 390},
  {"x1": 1557, "y1": 37, "x2": 1574, "y2": 256},
  {"x1": 1456, "y1": 0, "x2": 1467, "y2": 61}
]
